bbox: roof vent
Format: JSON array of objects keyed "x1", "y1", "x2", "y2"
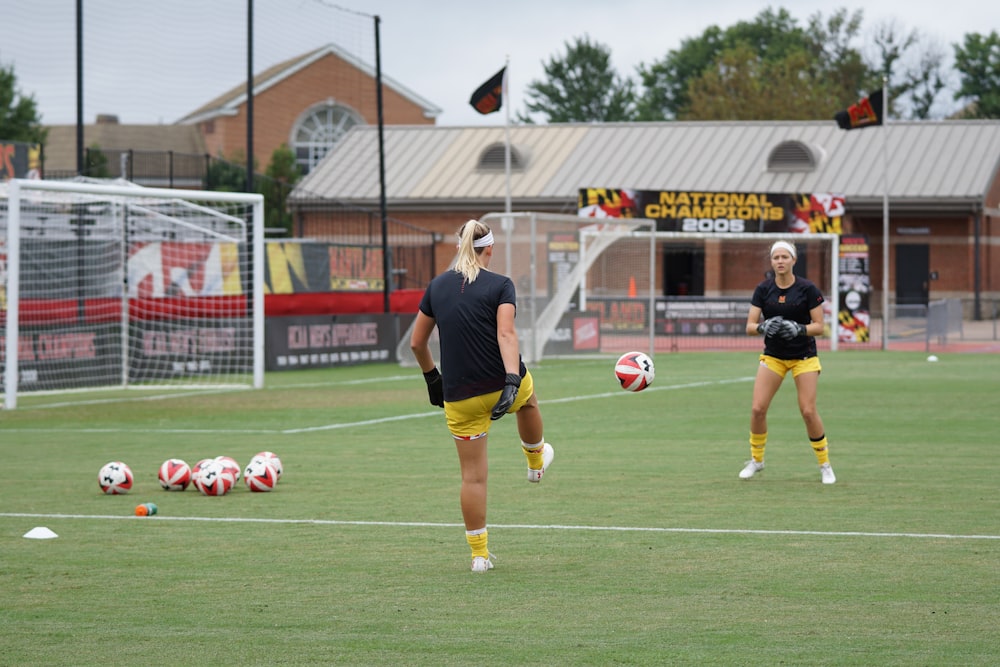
[
  {"x1": 478, "y1": 142, "x2": 524, "y2": 171},
  {"x1": 767, "y1": 140, "x2": 819, "y2": 172}
]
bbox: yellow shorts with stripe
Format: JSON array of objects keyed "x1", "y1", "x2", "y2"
[
  {"x1": 444, "y1": 370, "x2": 535, "y2": 440},
  {"x1": 759, "y1": 354, "x2": 821, "y2": 378}
]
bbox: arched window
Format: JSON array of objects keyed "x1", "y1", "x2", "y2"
[{"x1": 292, "y1": 102, "x2": 363, "y2": 174}]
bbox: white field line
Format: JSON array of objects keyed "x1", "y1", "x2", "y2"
[
  {"x1": 2, "y1": 512, "x2": 997, "y2": 541},
  {"x1": 1, "y1": 376, "x2": 755, "y2": 435}
]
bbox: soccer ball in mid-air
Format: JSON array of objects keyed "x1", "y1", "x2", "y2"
[
  {"x1": 98, "y1": 461, "x2": 134, "y2": 495},
  {"x1": 244, "y1": 458, "x2": 279, "y2": 492},
  {"x1": 614, "y1": 351, "x2": 655, "y2": 392},
  {"x1": 194, "y1": 460, "x2": 236, "y2": 496},
  {"x1": 158, "y1": 458, "x2": 192, "y2": 491}
]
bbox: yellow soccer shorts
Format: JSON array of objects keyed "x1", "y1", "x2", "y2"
[
  {"x1": 444, "y1": 370, "x2": 535, "y2": 440},
  {"x1": 758, "y1": 354, "x2": 822, "y2": 378}
]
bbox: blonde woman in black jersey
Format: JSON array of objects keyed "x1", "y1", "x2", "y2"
[
  {"x1": 410, "y1": 219, "x2": 554, "y2": 573},
  {"x1": 741, "y1": 240, "x2": 836, "y2": 484}
]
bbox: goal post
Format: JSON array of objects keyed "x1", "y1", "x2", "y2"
[{"x1": 2, "y1": 179, "x2": 265, "y2": 409}]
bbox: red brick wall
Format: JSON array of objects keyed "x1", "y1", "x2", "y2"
[{"x1": 210, "y1": 52, "x2": 433, "y2": 166}]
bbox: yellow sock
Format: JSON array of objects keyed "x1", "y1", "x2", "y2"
[
  {"x1": 749, "y1": 432, "x2": 766, "y2": 462},
  {"x1": 522, "y1": 441, "x2": 545, "y2": 470},
  {"x1": 810, "y1": 435, "x2": 830, "y2": 465},
  {"x1": 466, "y1": 529, "x2": 488, "y2": 559}
]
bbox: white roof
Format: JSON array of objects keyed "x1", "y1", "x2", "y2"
[{"x1": 291, "y1": 120, "x2": 1000, "y2": 215}]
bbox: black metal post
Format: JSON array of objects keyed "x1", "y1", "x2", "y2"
[
  {"x1": 374, "y1": 15, "x2": 390, "y2": 313},
  {"x1": 76, "y1": 0, "x2": 84, "y2": 175},
  {"x1": 246, "y1": 0, "x2": 254, "y2": 193}
]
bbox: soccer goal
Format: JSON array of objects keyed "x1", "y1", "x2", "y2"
[
  {"x1": 1, "y1": 179, "x2": 264, "y2": 409},
  {"x1": 396, "y1": 211, "x2": 840, "y2": 365}
]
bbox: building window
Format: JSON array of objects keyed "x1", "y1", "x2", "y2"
[
  {"x1": 477, "y1": 142, "x2": 524, "y2": 171},
  {"x1": 766, "y1": 140, "x2": 820, "y2": 172},
  {"x1": 292, "y1": 103, "x2": 362, "y2": 174}
]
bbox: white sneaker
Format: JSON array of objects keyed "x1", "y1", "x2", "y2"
[
  {"x1": 739, "y1": 459, "x2": 764, "y2": 479},
  {"x1": 526, "y1": 443, "x2": 554, "y2": 483},
  {"x1": 471, "y1": 554, "x2": 494, "y2": 573},
  {"x1": 820, "y1": 462, "x2": 836, "y2": 485}
]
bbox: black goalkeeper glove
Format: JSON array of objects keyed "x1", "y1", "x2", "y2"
[
  {"x1": 778, "y1": 319, "x2": 807, "y2": 340},
  {"x1": 490, "y1": 373, "x2": 521, "y2": 421},
  {"x1": 757, "y1": 316, "x2": 785, "y2": 338},
  {"x1": 423, "y1": 367, "x2": 444, "y2": 408}
]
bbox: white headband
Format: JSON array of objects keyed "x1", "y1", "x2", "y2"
[
  {"x1": 770, "y1": 240, "x2": 797, "y2": 259},
  {"x1": 473, "y1": 230, "x2": 494, "y2": 248}
]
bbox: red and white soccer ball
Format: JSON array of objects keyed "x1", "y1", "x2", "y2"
[
  {"x1": 614, "y1": 351, "x2": 655, "y2": 392},
  {"x1": 253, "y1": 451, "x2": 283, "y2": 481},
  {"x1": 98, "y1": 461, "x2": 134, "y2": 495},
  {"x1": 194, "y1": 460, "x2": 236, "y2": 496},
  {"x1": 158, "y1": 458, "x2": 192, "y2": 491},
  {"x1": 191, "y1": 458, "x2": 213, "y2": 486},
  {"x1": 214, "y1": 456, "x2": 242, "y2": 483},
  {"x1": 244, "y1": 458, "x2": 279, "y2": 492}
]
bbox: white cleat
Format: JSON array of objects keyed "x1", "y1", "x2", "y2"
[
  {"x1": 527, "y1": 443, "x2": 554, "y2": 483},
  {"x1": 739, "y1": 459, "x2": 764, "y2": 479},
  {"x1": 471, "y1": 554, "x2": 494, "y2": 573},
  {"x1": 820, "y1": 462, "x2": 836, "y2": 485}
]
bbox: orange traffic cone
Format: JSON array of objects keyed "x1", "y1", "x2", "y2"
[{"x1": 628, "y1": 276, "x2": 637, "y2": 298}]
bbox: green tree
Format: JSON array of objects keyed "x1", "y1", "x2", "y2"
[
  {"x1": 636, "y1": 7, "x2": 814, "y2": 120},
  {"x1": 261, "y1": 144, "x2": 301, "y2": 235},
  {"x1": 638, "y1": 7, "x2": 882, "y2": 122},
  {"x1": 867, "y1": 20, "x2": 948, "y2": 119},
  {"x1": 84, "y1": 144, "x2": 110, "y2": 177},
  {"x1": 520, "y1": 35, "x2": 637, "y2": 123},
  {"x1": 953, "y1": 31, "x2": 1000, "y2": 118},
  {"x1": 682, "y1": 9, "x2": 870, "y2": 121},
  {"x1": 205, "y1": 151, "x2": 253, "y2": 192},
  {"x1": 0, "y1": 63, "x2": 47, "y2": 144}
]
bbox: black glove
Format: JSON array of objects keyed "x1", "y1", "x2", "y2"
[
  {"x1": 757, "y1": 316, "x2": 785, "y2": 338},
  {"x1": 423, "y1": 367, "x2": 444, "y2": 408},
  {"x1": 490, "y1": 373, "x2": 521, "y2": 420},
  {"x1": 778, "y1": 320, "x2": 807, "y2": 340}
]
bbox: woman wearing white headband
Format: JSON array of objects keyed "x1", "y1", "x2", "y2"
[
  {"x1": 410, "y1": 219, "x2": 554, "y2": 573},
  {"x1": 740, "y1": 239, "x2": 836, "y2": 484}
]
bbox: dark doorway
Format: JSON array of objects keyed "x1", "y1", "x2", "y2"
[
  {"x1": 896, "y1": 244, "x2": 929, "y2": 309},
  {"x1": 663, "y1": 246, "x2": 704, "y2": 296}
]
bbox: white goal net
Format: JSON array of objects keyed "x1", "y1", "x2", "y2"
[
  {"x1": 396, "y1": 212, "x2": 840, "y2": 366},
  {"x1": 1, "y1": 179, "x2": 264, "y2": 409}
]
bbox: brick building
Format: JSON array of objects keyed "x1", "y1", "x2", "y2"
[{"x1": 41, "y1": 43, "x2": 440, "y2": 180}]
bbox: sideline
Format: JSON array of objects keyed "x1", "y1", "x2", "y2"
[{"x1": 3, "y1": 512, "x2": 997, "y2": 541}]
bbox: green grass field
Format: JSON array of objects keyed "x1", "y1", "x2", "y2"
[{"x1": 2, "y1": 351, "x2": 998, "y2": 666}]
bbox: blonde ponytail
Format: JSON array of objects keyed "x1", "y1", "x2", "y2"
[{"x1": 453, "y1": 219, "x2": 493, "y2": 283}]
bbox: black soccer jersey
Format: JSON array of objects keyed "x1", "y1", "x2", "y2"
[
  {"x1": 418, "y1": 269, "x2": 524, "y2": 402},
  {"x1": 751, "y1": 277, "x2": 825, "y2": 359}
]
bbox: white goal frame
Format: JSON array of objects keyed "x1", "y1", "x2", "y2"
[{"x1": 2, "y1": 179, "x2": 265, "y2": 409}]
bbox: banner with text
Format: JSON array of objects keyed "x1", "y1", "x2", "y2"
[{"x1": 578, "y1": 187, "x2": 845, "y2": 234}]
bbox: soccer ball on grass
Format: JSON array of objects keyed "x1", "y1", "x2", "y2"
[
  {"x1": 158, "y1": 458, "x2": 192, "y2": 491},
  {"x1": 194, "y1": 460, "x2": 236, "y2": 496},
  {"x1": 98, "y1": 461, "x2": 134, "y2": 495},
  {"x1": 244, "y1": 458, "x2": 279, "y2": 492}
]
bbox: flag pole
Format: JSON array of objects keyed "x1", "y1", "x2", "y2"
[
  {"x1": 502, "y1": 56, "x2": 513, "y2": 279},
  {"x1": 503, "y1": 55, "x2": 511, "y2": 215},
  {"x1": 880, "y1": 76, "x2": 890, "y2": 350}
]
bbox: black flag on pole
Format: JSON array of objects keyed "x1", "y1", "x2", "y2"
[
  {"x1": 835, "y1": 90, "x2": 884, "y2": 130},
  {"x1": 470, "y1": 67, "x2": 505, "y2": 115}
]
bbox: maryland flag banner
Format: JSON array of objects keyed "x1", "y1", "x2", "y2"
[
  {"x1": 834, "y1": 89, "x2": 884, "y2": 130},
  {"x1": 470, "y1": 67, "x2": 505, "y2": 114}
]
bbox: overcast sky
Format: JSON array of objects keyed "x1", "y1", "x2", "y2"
[{"x1": 1, "y1": 0, "x2": 996, "y2": 127}]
